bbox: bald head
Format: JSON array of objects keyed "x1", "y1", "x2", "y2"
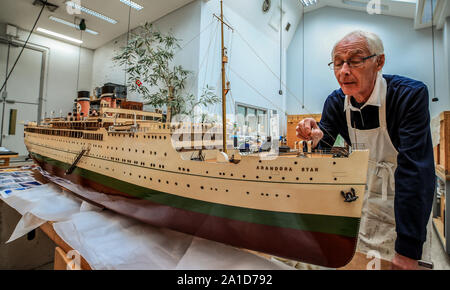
[
  {"x1": 331, "y1": 30, "x2": 386, "y2": 103},
  {"x1": 332, "y1": 30, "x2": 384, "y2": 59}
]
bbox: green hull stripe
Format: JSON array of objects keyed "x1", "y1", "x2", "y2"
[{"x1": 33, "y1": 152, "x2": 360, "y2": 238}]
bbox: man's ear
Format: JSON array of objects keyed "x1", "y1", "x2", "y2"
[{"x1": 377, "y1": 54, "x2": 385, "y2": 71}]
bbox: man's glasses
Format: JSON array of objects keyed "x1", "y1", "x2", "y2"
[{"x1": 328, "y1": 54, "x2": 377, "y2": 70}]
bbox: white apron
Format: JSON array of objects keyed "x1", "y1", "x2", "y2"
[{"x1": 346, "y1": 74, "x2": 431, "y2": 263}]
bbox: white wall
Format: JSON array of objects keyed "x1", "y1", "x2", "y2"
[
  {"x1": 199, "y1": 0, "x2": 302, "y2": 135},
  {"x1": 287, "y1": 6, "x2": 449, "y2": 118},
  {"x1": 91, "y1": 0, "x2": 302, "y2": 136},
  {"x1": 91, "y1": 0, "x2": 202, "y2": 103},
  {"x1": 11, "y1": 28, "x2": 93, "y2": 118}
]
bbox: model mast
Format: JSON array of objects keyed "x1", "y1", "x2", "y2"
[
  {"x1": 220, "y1": 0, "x2": 227, "y2": 154},
  {"x1": 215, "y1": 0, "x2": 233, "y2": 154}
]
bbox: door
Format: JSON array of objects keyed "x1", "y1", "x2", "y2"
[{"x1": 0, "y1": 42, "x2": 42, "y2": 157}]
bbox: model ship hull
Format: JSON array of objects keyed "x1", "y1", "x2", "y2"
[{"x1": 25, "y1": 123, "x2": 369, "y2": 268}]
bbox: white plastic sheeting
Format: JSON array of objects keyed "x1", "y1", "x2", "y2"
[{"x1": 1, "y1": 170, "x2": 292, "y2": 270}]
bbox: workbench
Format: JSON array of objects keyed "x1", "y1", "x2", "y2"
[{"x1": 0, "y1": 151, "x2": 19, "y2": 168}]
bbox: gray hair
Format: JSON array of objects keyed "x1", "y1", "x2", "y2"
[{"x1": 332, "y1": 30, "x2": 385, "y2": 59}]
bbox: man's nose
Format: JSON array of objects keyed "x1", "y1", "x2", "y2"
[{"x1": 340, "y1": 62, "x2": 352, "y2": 74}]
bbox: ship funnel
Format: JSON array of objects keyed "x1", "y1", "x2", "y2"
[
  {"x1": 100, "y1": 85, "x2": 116, "y2": 109},
  {"x1": 77, "y1": 91, "x2": 90, "y2": 119}
]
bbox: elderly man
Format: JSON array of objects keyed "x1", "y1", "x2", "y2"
[{"x1": 296, "y1": 31, "x2": 435, "y2": 270}]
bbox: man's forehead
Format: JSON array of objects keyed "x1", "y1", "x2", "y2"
[
  {"x1": 333, "y1": 37, "x2": 370, "y2": 56},
  {"x1": 334, "y1": 49, "x2": 366, "y2": 57}
]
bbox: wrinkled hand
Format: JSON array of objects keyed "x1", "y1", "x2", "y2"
[
  {"x1": 391, "y1": 253, "x2": 419, "y2": 270},
  {"x1": 296, "y1": 118, "x2": 324, "y2": 148}
]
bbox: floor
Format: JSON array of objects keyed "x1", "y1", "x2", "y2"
[{"x1": 430, "y1": 225, "x2": 450, "y2": 269}]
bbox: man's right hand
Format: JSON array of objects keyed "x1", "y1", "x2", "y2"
[{"x1": 296, "y1": 118, "x2": 324, "y2": 148}]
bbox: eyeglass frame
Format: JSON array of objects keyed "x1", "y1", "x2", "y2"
[{"x1": 328, "y1": 54, "x2": 378, "y2": 70}]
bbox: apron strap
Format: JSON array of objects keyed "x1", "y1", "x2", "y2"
[
  {"x1": 378, "y1": 77, "x2": 388, "y2": 129},
  {"x1": 374, "y1": 161, "x2": 395, "y2": 201}
]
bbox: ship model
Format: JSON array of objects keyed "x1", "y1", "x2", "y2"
[{"x1": 24, "y1": 1, "x2": 369, "y2": 268}]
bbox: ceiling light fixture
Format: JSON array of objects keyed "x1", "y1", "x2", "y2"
[
  {"x1": 119, "y1": 0, "x2": 143, "y2": 11},
  {"x1": 65, "y1": 1, "x2": 118, "y2": 24},
  {"x1": 300, "y1": 0, "x2": 319, "y2": 7},
  {"x1": 36, "y1": 27, "x2": 83, "y2": 44},
  {"x1": 49, "y1": 16, "x2": 99, "y2": 35},
  {"x1": 342, "y1": 0, "x2": 389, "y2": 10}
]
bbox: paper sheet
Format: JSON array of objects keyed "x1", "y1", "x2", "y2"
[{"x1": 1, "y1": 169, "x2": 293, "y2": 270}]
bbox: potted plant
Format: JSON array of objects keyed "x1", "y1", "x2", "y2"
[{"x1": 113, "y1": 22, "x2": 219, "y2": 122}]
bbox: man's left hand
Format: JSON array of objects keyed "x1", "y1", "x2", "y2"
[{"x1": 391, "y1": 253, "x2": 419, "y2": 270}]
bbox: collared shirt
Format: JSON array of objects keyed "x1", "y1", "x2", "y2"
[
  {"x1": 344, "y1": 72, "x2": 383, "y2": 112},
  {"x1": 318, "y1": 74, "x2": 435, "y2": 260}
]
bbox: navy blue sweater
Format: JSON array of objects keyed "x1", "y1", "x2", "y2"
[{"x1": 318, "y1": 74, "x2": 435, "y2": 260}]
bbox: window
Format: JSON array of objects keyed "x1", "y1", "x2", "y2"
[{"x1": 236, "y1": 103, "x2": 268, "y2": 140}]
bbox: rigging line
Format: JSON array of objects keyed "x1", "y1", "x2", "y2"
[
  {"x1": 221, "y1": 15, "x2": 313, "y2": 116},
  {"x1": 224, "y1": 17, "x2": 305, "y2": 110},
  {"x1": 222, "y1": 17, "x2": 337, "y2": 145},
  {"x1": 225, "y1": 24, "x2": 234, "y2": 81},
  {"x1": 431, "y1": 0, "x2": 437, "y2": 101},
  {"x1": 176, "y1": 18, "x2": 216, "y2": 54},
  {"x1": 202, "y1": 21, "x2": 220, "y2": 90},
  {"x1": 279, "y1": 0, "x2": 283, "y2": 94},
  {"x1": 231, "y1": 62, "x2": 337, "y2": 150},
  {"x1": 0, "y1": 0, "x2": 47, "y2": 94},
  {"x1": 229, "y1": 66, "x2": 287, "y2": 117},
  {"x1": 185, "y1": 21, "x2": 219, "y2": 103},
  {"x1": 76, "y1": 29, "x2": 83, "y2": 91},
  {"x1": 229, "y1": 62, "x2": 338, "y2": 146},
  {"x1": 302, "y1": 7, "x2": 305, "y2": 109},
  {"x1": 225, "y1": 17, "x2": 336, "y2": 145},
  {"x1": 125, "y1": 5, "x2": 131, "y2": 86},
  {"x1": 206, "y1": 22, "x2": 221, "y2": 92},
  {"x1": 226, "y1": 31, "x2": 236, "y2": 115}
]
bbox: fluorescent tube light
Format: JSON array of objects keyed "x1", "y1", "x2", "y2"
[
  {"x1": 49, "y1": 16, "x2": 99, "y2": 35},
  {"x1": 342, "y1": 0, "x2": 389, "y2": 11},
  {"x1": 392, "y1": 0, "x2": 416, "y2": 3},
  {"x1": 65, "y1": 1, "x2": 118, "y2": 24},
  {"x1": 300, "y1": 0, "x2": 319, "y2": 7},
  {"x1": 36, "y1": 27, "x2": 83, "y2": 44},
  {"x1": 119, "y1": 0, "x2": 143, "y2": 11}
]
